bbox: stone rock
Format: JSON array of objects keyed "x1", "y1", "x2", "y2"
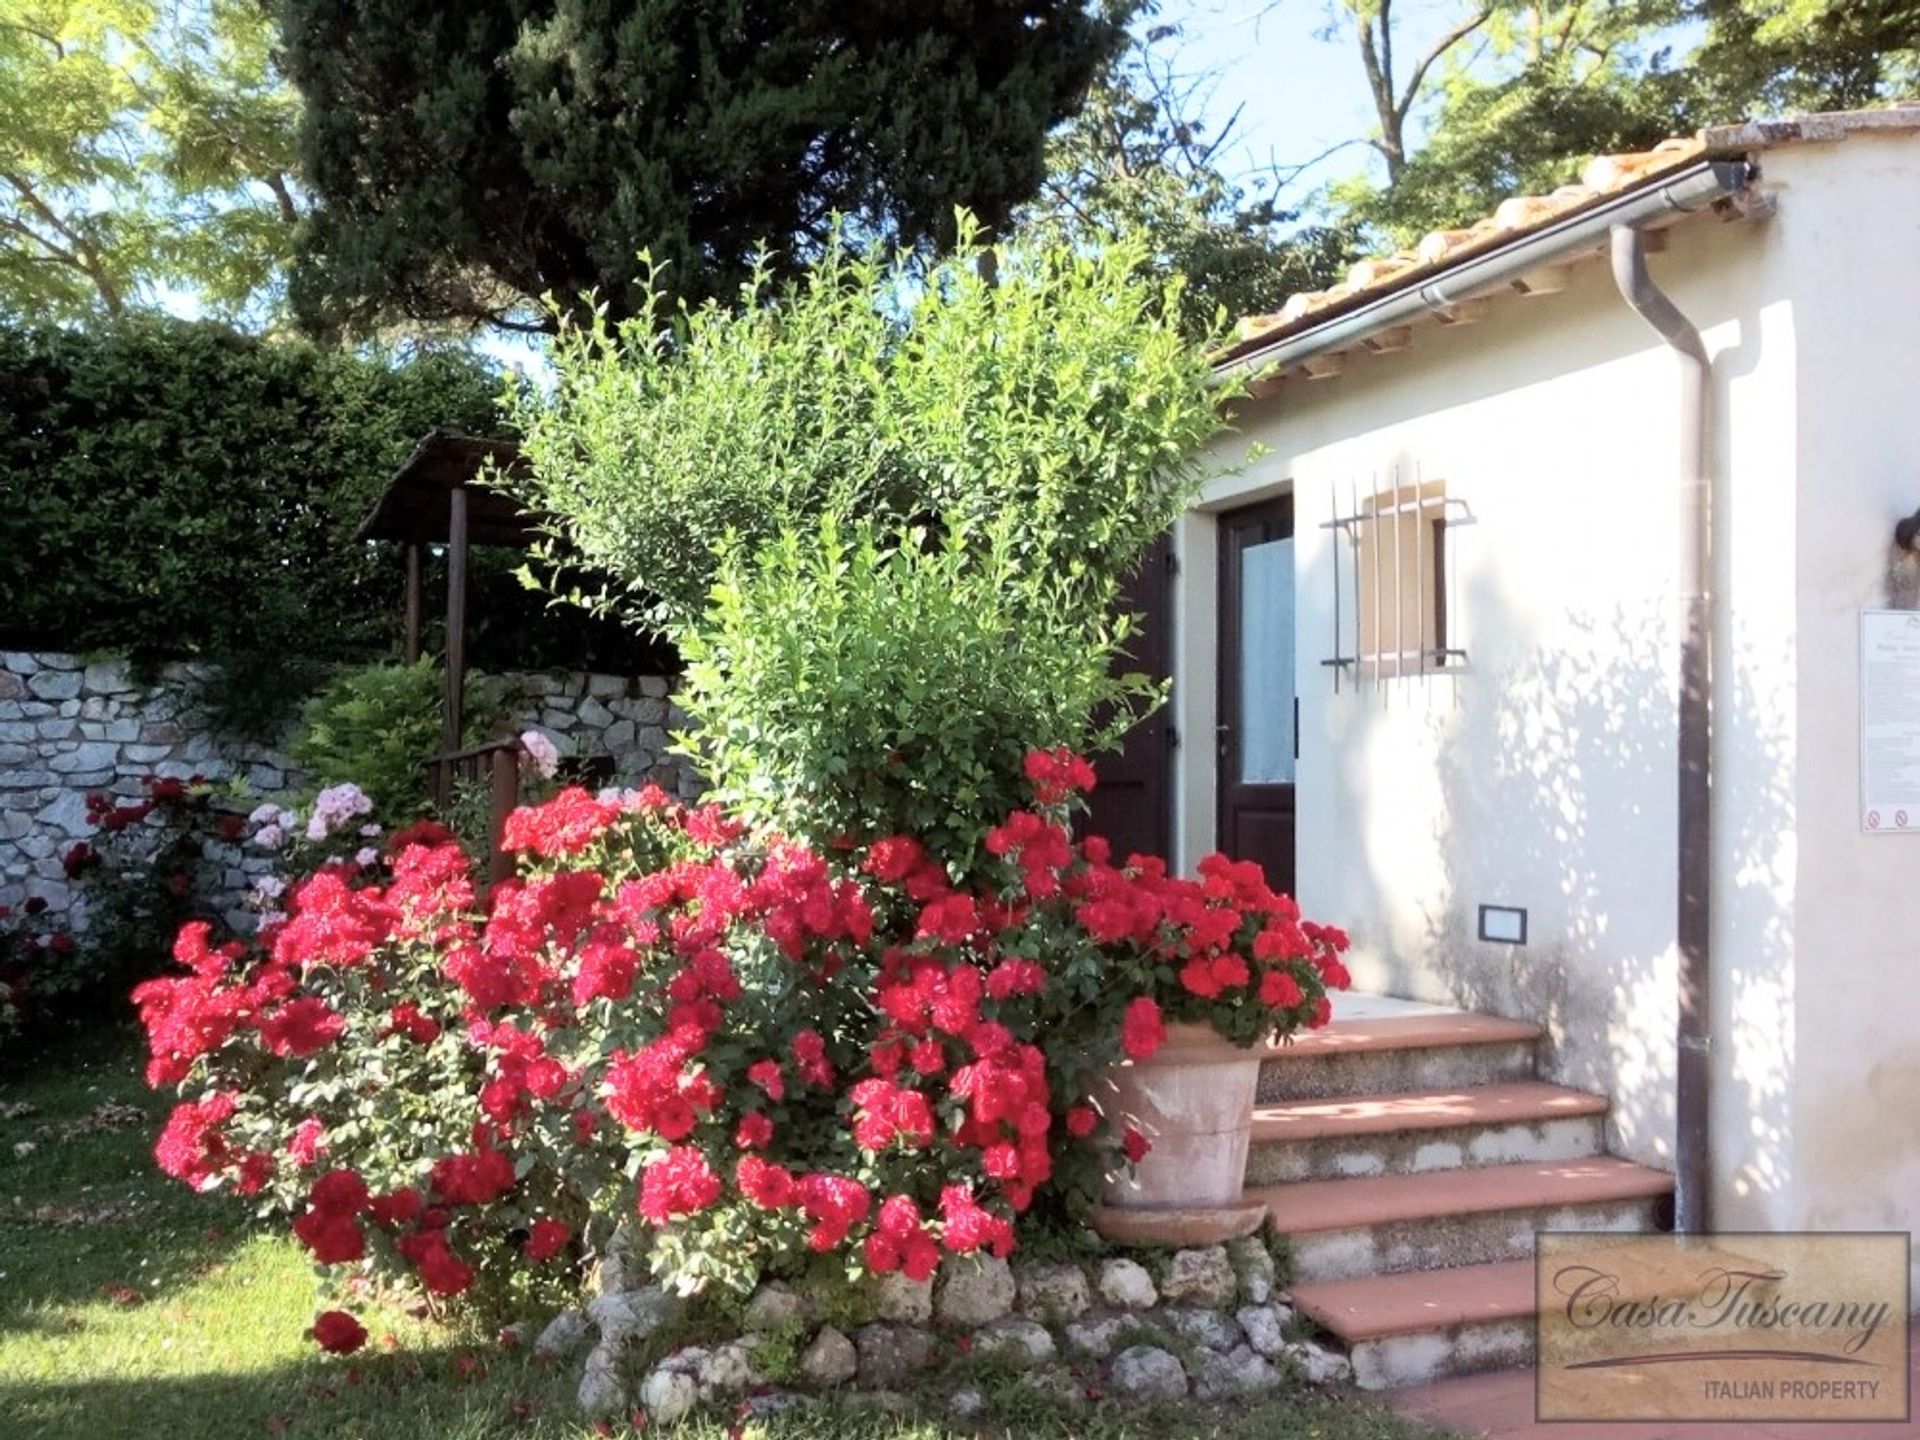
[
  {"x1": 638, "y1": 1367, "x2": 699, "y2": 1425},
  {"x1": 1285, "y1": 1339, "x2": 1353, "y2": 1386},
  {"x1": 742, "y1": 1391, "x2": 814, "y2": 1419},
  {"x1": 0, "y1": 744, "x2": 27, "y2": 765},
  {"x1": 1063, "y1": 1313, "x2": 1150, "y2": 1360},
  {"x1": 1162, "y1": 1246, "x2": 1238, "y2": 1308},
  {"x1": 587, "y1": 673, "x2": 628, "y2": 699},
  {"x1": 122, "y1": 744, "x2": 171, "y2": 764},
  {"x1": 0, "y1": 652, "x2": 35, "y2": 674},
  {"x1": 1166, "y1": 1306, "x2": 1243, "y2": 1352},
  {"x1": 970, "y1": 1317, "x2": 1056, "y2": 1369},
  {"x1": 800, "y1": 1325, "x2": 858, "y2": 1387},
  {"x1": 948, "y1": 1387, "x2": 986, "y2": 1418},
  {"x1": 871, "y1": 1271, "x2": 934, "y2": 1323},
  {"x1": 34, "y1": 720, "x2": 74, "y2": 741},
  {"x1": 535, "y1": 1308, "x2": 593, "y2": 1359},
  {"x1": 1019, "y1": 1367, "x2": 1090, "y2": 1411},
  {"x1": 656, "y1": 1346, "x2": 709, "y2": 1377},
  {"x1": 34, "y1": 791, "x2": 92, "y2": 837},
  {"x1": 602, "y1": 720, "x2": 637, "y2": 753},
  {"x1": 743, "y1": 1281, "x2": 810, "y2": 1333},
  {"x1": 597, "y1": 1218, "x2": 646, "y2": 1295},
  {"x1": 1235, "y1": 1303, "x2": 1291, "y2": 1358},
  {"x1": 82, "y1": 660, "x2": 135, "y2": 695},
  {"x1": 33, "y1": 651, "x2": 79, "y2": 670},
  {"x1": 586, "y1": 1285, "x2": 679, "y2": 1345},
  {"x1": 638, "y1": 675, "x2": 670, "y2": 699},
  {"x1": 575, "y1": 696, "x2": 615, "y2": 730},
  {"x1": 1227, "y1": 1236, "x2": 1278, "y2": 1305},
  {"x1": 695, "y1": 1340, "x2": 762, "y2": 1396},
  {"x1": 1194, "y1": 1344, "x2": 1284, "y2": 1400},
  {"x1": 576, "y1": 1340, "x2": 627, "y2": 1417},
  {"x1": 935, "y1": 1254, "x2": 1015, "y2": 1327},
  {"x1": 0, "y1": 672, "x2": 23, "y2": 700},
  {"x1": 853, "y1": 1323, "x2": 936, "y2": 1389},
  {"x1": 1109, "y1": 1344, "x2": 1189, "y2": 1402},
  {"x1": 27, "y1": 669, "x2": 81, "y2": 701},
  {"x1": 1097, "y1": 1258, "x2": 1159, "y2": 1311},
  {"x1": 51, "y1": 742, "x2": 118, "y2": 774},
  {"x1": 1015, "y1": 1262, "x2": 1091, "y2": 1323}
]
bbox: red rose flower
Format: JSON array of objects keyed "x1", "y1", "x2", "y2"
[
  {"x1": 524, "y1": 1218, "x2": 571, "y2": 1262},
  {"x1": 1120, "y1": 997, "x2": 1166, "y2": 1061},
  {"x1": 1121, "y1": 1126, "x2": 1152, "y2": 1164},
  {"x1": 312, "y1": 1310, "x2": 367, "y2": 1354}
]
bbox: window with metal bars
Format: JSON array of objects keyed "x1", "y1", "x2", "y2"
[{"x1": 1323, "y1": 475, "x2": 1470, "y2": 686}]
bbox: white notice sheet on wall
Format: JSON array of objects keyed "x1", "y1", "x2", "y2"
[{"x1": 1862, "y1": 609, "x2": 1920, "y2": 833}]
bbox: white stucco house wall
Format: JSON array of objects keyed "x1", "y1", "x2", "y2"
[{"x1": 1161, "y1": 107, "x2": 1920, "y2": 1275}]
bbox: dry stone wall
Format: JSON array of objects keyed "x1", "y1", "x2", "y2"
[
  {"x1": 0, "y1": 651, "x2": 692, "y2": 924},
  {"x1": 547, "y1": 1237, "x2": 1353, "y2": 1424}
]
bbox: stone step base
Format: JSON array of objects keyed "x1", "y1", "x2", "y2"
[
  {"x1": 1245, "y1": 1081, "x2": 1609, "y2": 1184},
  {"x1": 1257, "y1": 1013, "x2": 1542, "y2": 1103},
  {"x1": 1290, "y1": 1259, "x2": 1539, "y2": 1390},
  {"x1": 1246, "y1": 1156, "x2": 1674, "y2": 1283}
]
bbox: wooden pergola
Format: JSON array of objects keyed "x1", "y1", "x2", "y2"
[{"x1": 356, "y1": 430, "x2": 536, "y2": 755}]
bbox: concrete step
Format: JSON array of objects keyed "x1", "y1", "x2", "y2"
[
  {"x1": 1247, "y1": 1156, "x2": 1674, "y2": 1283},
  {"x1": 1244, "y1": 1081, "x2": 1609, "y2": 1184},
  {"x1": 1290, "y1": 1259, "x2": 1538, "y2": 1390},
  {"x1": 1258, "y1": 1013, "x2": 1541, "y2": 1103}
]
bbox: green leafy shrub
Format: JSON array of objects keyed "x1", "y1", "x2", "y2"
[
  {"x1": 508, "y1": 220, "x2": 1228, "y2": 633},
  {"x1": 288, "y1": 660, "x2": 511, "y2": 821},
  {"x1": 678, "y1": 516, "x2": 1151, "y2": 870}
]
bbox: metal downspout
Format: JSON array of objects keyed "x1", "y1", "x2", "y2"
[{"x1": 1610, "y1": 225, "x2": 1713, "y2": 1235}]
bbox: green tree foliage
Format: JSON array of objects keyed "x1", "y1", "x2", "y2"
[
  {"x1": 1020, "y1": 5, "x2": 1359, "y2": 336},
  {"x1": 1320, "y1": 0, "x2": 1920, "y2": 245},
  {"x1": 508, "y1": 222, "x2": 1225, "y2": 632},
  {"x1": 0, "y1": 0, "x2": 302, "y2": 323},
  {"x1": 679, "y1": 517, "x2": 1153, "y2": 865},
  {"x1": 274, "y1": 0, "x2": 1124, "y2": 335},
  {"x1": 510, "y1": 224, "x2": 1235, "y2": 847}
]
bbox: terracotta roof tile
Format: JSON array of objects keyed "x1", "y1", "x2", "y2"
[{"x1": 1213, "y1": 105, "x2": 1920, "y2": 371}]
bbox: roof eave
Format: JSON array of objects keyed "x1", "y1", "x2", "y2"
[{"x1": 1212, "y1": 157, "x2": 1757, "y2": 385}]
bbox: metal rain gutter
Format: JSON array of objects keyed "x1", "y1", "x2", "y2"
[{"x1": 1213, "y1": 158, "x2": 1755, "y2": 382}]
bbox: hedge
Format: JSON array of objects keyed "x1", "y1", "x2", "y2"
[{"x1": 0, "y1": 318, "x2": 671, "y2": 726}]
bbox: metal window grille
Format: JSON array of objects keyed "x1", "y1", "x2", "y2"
[{"x1": 1321, "y1": 469, "x2": 1473, "y2": 691}]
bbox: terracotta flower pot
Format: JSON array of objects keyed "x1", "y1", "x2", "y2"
[{"x1": 1090, "y1": 1021, "x2": 1268, "y2": 1244}]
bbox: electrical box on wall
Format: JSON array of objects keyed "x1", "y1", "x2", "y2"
[{"x1": 1478, "y1": 904, "x2": 1528, "y2": 945}]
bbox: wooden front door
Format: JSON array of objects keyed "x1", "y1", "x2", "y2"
[
  {"x1": 1216, "y1": 498, "x2": 1297, "y2": 895},
  {"x1": 1083, "y1": 534, "x2": 1173, "y2": 862}
]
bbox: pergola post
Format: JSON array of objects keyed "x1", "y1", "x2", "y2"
[
  {"x1": 403, "y1": 541, "x2": 423, "y2": 663},
  {"x1": 444, "y1": 483, "x2": 469, "y2": 754}
]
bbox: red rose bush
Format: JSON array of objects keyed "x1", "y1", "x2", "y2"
[{"x1": 137, "y1": 754, "x2": 1347, "y2": 1338}]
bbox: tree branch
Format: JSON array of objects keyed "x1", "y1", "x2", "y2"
[
  {"x1": 1395, "y1": 5, "x2": 1496, "y2": 126},
  {"x1": 0, "y1": 172, "x2": 123, "y2": 311}
]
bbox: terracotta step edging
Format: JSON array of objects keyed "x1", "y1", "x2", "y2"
[
  {"x1": 1291, "y1": 1258, "x2": 1538, "y2": 1342},
  {"x1": 1261, "y1": 1012, "x2": 1542, "y2": 1061},
  {"x1": 1250, "y1": 1081, "x2": 1608, "y2": 1143},
  {"x1": 1246, "y1": 1156, "x2": 1674, "y2": 1234}
]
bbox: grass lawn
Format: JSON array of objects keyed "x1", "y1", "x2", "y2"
[{"x1": 0, "y1": 1029, "x2": 1452, "y2": 1440}]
